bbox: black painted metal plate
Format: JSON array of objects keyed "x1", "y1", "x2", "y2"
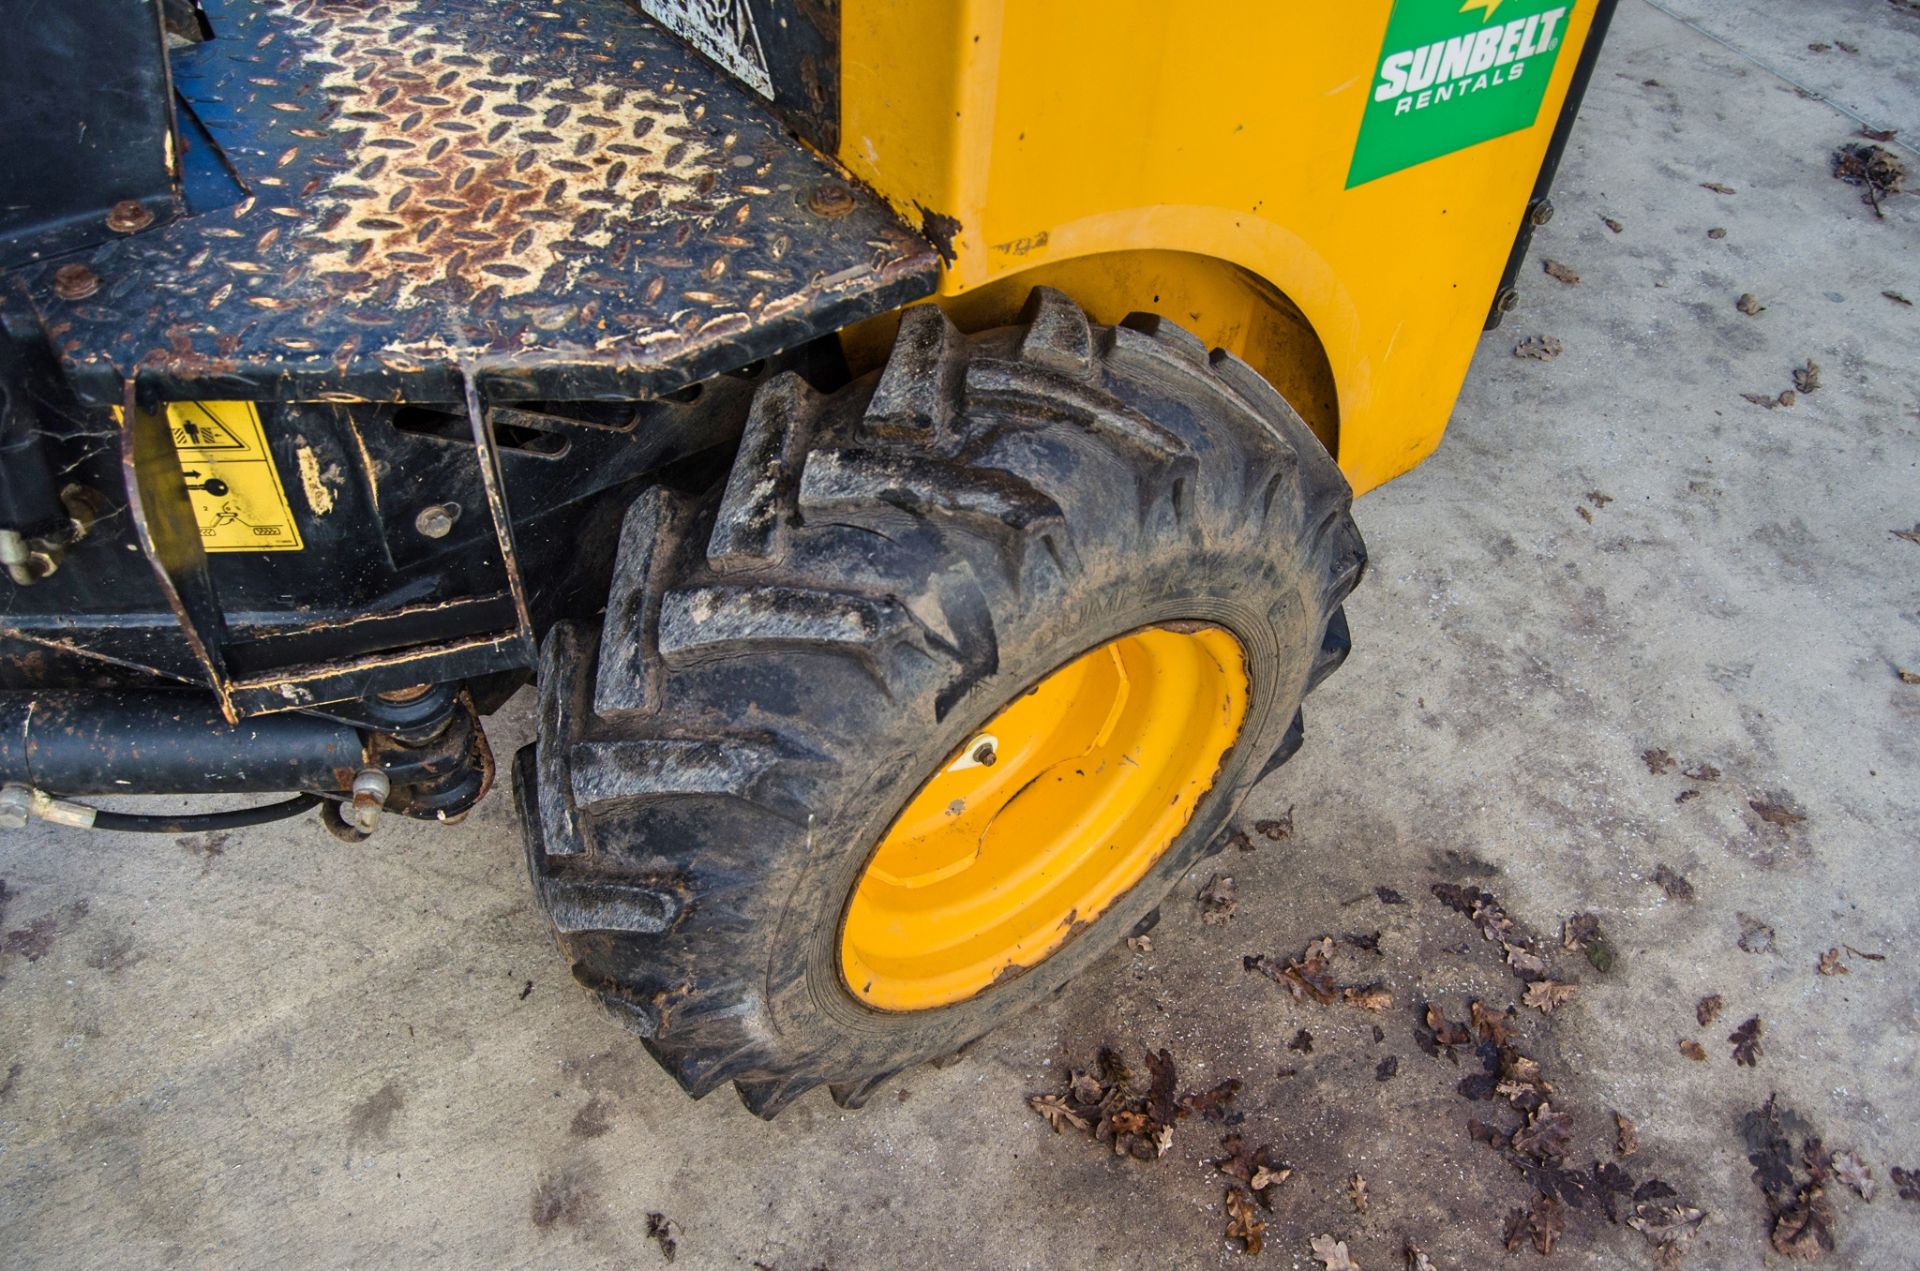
[{"x1": 19, "y1": 0, "x2": 934, "y2": 409}]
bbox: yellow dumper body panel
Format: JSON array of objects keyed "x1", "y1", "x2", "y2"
[{"x1": 838, "y1": 0, "x2": 1600, "y2": 494}]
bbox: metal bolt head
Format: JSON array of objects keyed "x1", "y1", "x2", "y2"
[
  {"x1": 971, "y1": 741, "x2": 997, "y2": 767},
  {"x1": 1493, "y1": 287, "x2": 1521, "y2": 314},
  {"x1": 414, "y1": 503, "x2": 458, "y2": 539},
  {"x1": 807, "y1": 183, "x2": 855, "y2": 218},
  {"x1": 106, "y1": 199, "x2": 155, "y2": 234},
  {"x1": 1528, "y1": 198, "x2": 1556, "y2": 227},
  {"x1": 52, "y1": 264, "x2": 100, "y2": 301},
  {"x1": 343, "y1": 767, "x2": 391, "y2": 833}
]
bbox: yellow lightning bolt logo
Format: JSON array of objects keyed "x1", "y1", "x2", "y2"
[{"x1": 1460, "y1": 0, "x2": 1505, "y2": 19}]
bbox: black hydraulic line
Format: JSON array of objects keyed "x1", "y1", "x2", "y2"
[
  {"x1": 84, "y1": 792, "x2": 324, "y2": 834},
  {"x1": 0, "y1": 692, "x2": 364, "y2": 795}
]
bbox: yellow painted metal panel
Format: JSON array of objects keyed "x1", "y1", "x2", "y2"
[{"x1": 839, "y1": 1, "x2": 1598, "y2": 494}]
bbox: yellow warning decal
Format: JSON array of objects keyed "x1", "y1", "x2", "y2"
[{"x1": 167, "y1": 402, "x2": 305, "y2": 552}]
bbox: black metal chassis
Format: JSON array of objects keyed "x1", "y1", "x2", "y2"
[{"x1": 0, "y1": 0, "x2": 936, "y2": 817}]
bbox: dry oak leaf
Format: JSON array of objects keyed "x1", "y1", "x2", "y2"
[
  {"x1": 1793, "y1": 360, "x2": 1822, "y2": 394},
  {"x1": 1514, "y1": 334, "x2": 1562, "y2": 361},
  {"x1": 1513, "y1": 1104, "x2": 1575, "y2": 1160},
  {"x1": 1524, "y1": 981, "x2": 1579, "y2": 1014},
  {"x1": 1737, "y1": 292, "x2": 1766, "y2": 315},
  {"x1": 1530, "y1": 1192, "x2": 1566, "y2": 1255},
  {"x1": 1701, "y1": 181, "x2": 1736, "y2": 194},
  {"x1": 1543, "y1": 258, "x2": 1580, "y2": 284},
  {"x1": 1894, "y1": 524, "x2": 1920, "y2": 545},
  {"x1": 1126, "y1": 934, "x2": 1153, "y2": 953},
  {"x1": 1344, "y1": 984, "x2": 1393, "y2": 1012},
  {"x1": 1834, "y1": 1151, "x2": 1874, "y2": 1201},
  {"x1": 1679, "y1": 1040, "x2": 1708, "y2": 1061},
  {"x1": 1617, "y1": 1111, "x2": 1640, "y2": 1157},
  {"x1": 1600, "y1": 214, "x2": 1624, "y2": 233},
  {"x1": 1029, "y1": 1093, "x2": 1089, "y2": 1133},
  {"x1": 1889, "y1": 1165, "x2": 1920, "y2": 1202},
  {"x1": 1730, "y1": 1016, "x2": 1764, "y2": 1067},
  {"x1": 1697, "y1": 994, "x2": 1724, "y2": 1026},
  {"x1": 1750, "y1": 796, "x2": 1805, "y2": 828},
  {"x1": 1348, "y1": 1173, "x2": 1369, "y2": 1214},
  {"x1": 1818, "y1": 947, "x2": 1850, "y2": 976},
  {"x1": 1225, "y1": 1186, "x2": 1265, "y2": 1256},
  {"x1": 1311, "y1": 1234, "x2": 1362, "y2": 1271},
  {"x1": 1653, "y1": 863, "x2": 1695, "y2": 901},
  {"x1": 1255, "y1": 808, "x2": 1294, "y2": 841},
  {"x1": 1643, "y1": 747, "x2": 1677, "y2": 774},
  {"x1": 1197, "y1": 873, "x2": 1237, "y2": 925}
]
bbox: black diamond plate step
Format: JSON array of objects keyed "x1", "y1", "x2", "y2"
[{"x1": 17, "y1": 0, "x2": 936, "y2": 409}]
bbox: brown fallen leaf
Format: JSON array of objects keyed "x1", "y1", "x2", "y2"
[
  {"x1": 1179, "y1": 1078, "x2": 1241, "y2": 1122},
  {"x1": 1697, "y1": 994, "x2": 1724, "y2": 1026},
  {"x1": 1587, "y1": 490, "x2": 1613, "y2": 507},
  {"x1": 1543, "y1": 258, "x2": 1580, "y2": 285},
  {"x1": 1225, "y1": 1186, "x2": 1265, "y2": 1256},
  {"x1": 1653, "y1": 863, "x2": 1695, "y2": 901},
  {"x1": 1772, "y1": 1184, "x2": 1835, "y2": 1259},
  {"x1": 1834, "y1": 1150, "x2": 1874, "y2": 1201},
  {"x1": 1348, "y1": 1173, "x2": 1369, "y2": 1214},
  {"x1": 1832, "y1": 142, "x2": 1905, "y2": 217},
  {"x1": 1405, "y1": 1246, "x2": 1437, "y2": 1271},
  {"x1": 1514, "y1": 334, "x2": 1563, "y2": 361},
  {"x1": 1310, "y1": 1234, "x2": 1361, "y2": 1271},
  {"x1": 1894, "y1": 524, "x2": 1920, "y2": 544},
  {"x1": 641, "y1": 1213, "x2": 678, "y2": 1263},
  {"x1": 1502, "y1": 1207, "x2": 1529, "y2": 1252},
  {"x1": 1513, "y1": 1104, "x2": 1575, "y2": 1160},
  {"x1": 1376, "y1": 1055, "x2": 1398, "y2": 1082},
  {"x1": 1818, "y1": 947, "x2": 1850, "y2": 976},
  {"x1": 1890, "y1": 1165, "x2": 1919, "y2": 1202},
  {"x1": 1126, "y1": 934, "x2": 1153, "y2": 953},
  {"x1": 1530, "y1": 1192, "x2": 1566, "y2": 1255},
  {"x1": 1885, "y1": 290, "x2": 1914, "y2": 305},
  {"x1": 1250, "y1": 1163, "x2": 1292, "y2": 1192},
  {"x1": 1739, "y1": 913, "x2": 1777, "y2": 954},
  {"x1": 1255, "y1": 808, "x2": 1294, "y2": 842},
  {"x1": 1683, "y1": 762, "x2": 1720, "y2": 782},
  {"x1": 1523, "y1": 981, "x2": 1578, "y2": 1014},
  {"x1": 1751, "y1": 796, "x2": 1806, "y2": 828},
  {"x1": 1708, "y1": 226, "x2": 1728, "y2": 238},
  {"x1": 1030, "y1": 1092, "x2": 1089, "y2": 1133},
  {"x1": 1643, "y1": 747, "x2": 1677, "y2": 774},
  {"x1": 1730, "y1": 1016, "x2": 1764, "y2": 1067},
  {"x1": 1679, "y1": 1040, "x2": 1708, "y2": 1061},
  {"x1": 1471, "y1": 1000, "x2": 1512, "y2": 1045},
  {"x1": 1225, "y1": 828, "x2": 1254, "y2": 852},
  {"x1": 1198, "y1": 873, "x2": 1237, "y2": 925},
  {"x1": 1288, "y1": 1028, "x2": 1313, "y2": 1054},
  {"x1": 1737, "y1": 292, "x2": 1766, "y2": 315},
  {"x1": 1793, "y1": 360, "x2": 1821, "y2": 393},
  {"x1": 1898, "y1": 668, "x2": 1920, "y2": 685},
  {"x1": 1344, "y1": 984, "x2": 1393, "y2": 1012},
  {"x1": 1617, "y1": 1111, "x2": 1640, "y2": 1157},
  {"x1": 1577, "y1": 505, "x2": 1594, "y2": 524},
  {"x1": 1702, "y1": 181, "x2": 1736, "y2": 194},
  {"x1": 1600, "y1": 214, "x2": 1624, "y2": 233}
]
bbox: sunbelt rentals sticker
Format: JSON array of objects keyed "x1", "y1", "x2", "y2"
[{"x1": 1348, "y1": 0, "x2": 1576, "y2": 188}]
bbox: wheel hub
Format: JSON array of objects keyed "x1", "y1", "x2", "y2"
[{"x1": 839, "y1": 624, "x2": 1250, "y2": 1011}]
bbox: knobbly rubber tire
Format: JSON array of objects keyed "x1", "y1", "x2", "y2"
[{"x1": 516, "y1": 289, "x2": 1365, "y2": 1117}]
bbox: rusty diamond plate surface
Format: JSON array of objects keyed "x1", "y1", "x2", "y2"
[{"x1": 22, "y1": 0, "x2": 935, "y2": 409}]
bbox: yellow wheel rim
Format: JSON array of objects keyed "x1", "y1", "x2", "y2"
[{"x1": 839, "y1": 625, "x2": 1250, "y2": 1012}]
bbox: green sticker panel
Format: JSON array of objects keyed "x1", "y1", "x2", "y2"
[{"x1": 1348, "y1": 0, "x2": 1576, "y2": 188}]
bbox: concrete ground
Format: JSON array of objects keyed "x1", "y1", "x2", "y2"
[{"x1": 3, "y1": 2, "x2": 1918, "y2": 1267}]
